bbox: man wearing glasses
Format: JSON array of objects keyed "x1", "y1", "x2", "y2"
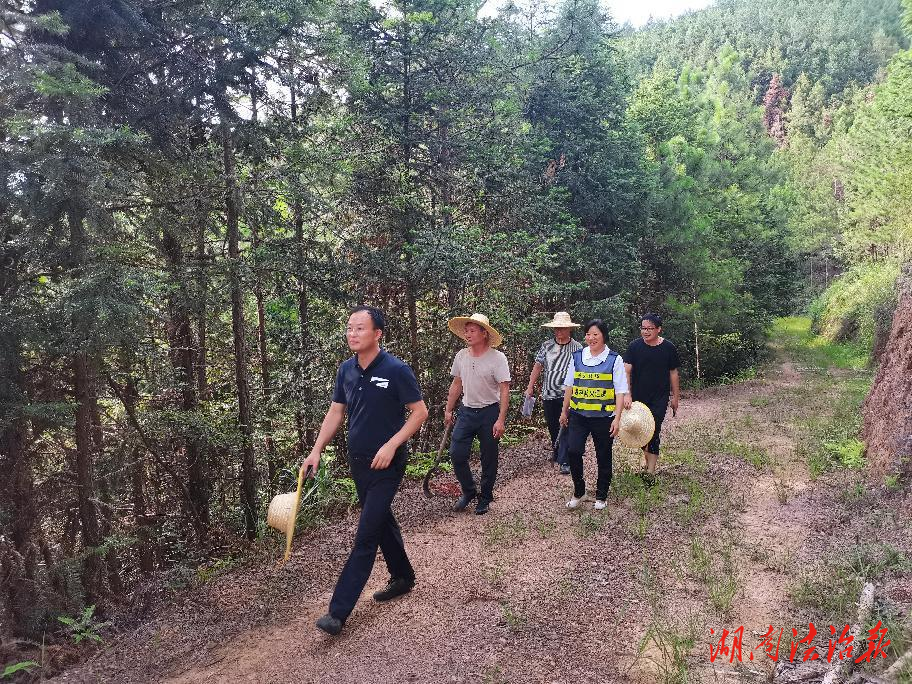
[{"x1": 623, "y1": 313, "x2": 680, "y2": 486}]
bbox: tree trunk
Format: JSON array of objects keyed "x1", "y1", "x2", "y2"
[
  {"x1": 130, "y1": 445, "x2": 154, "y2": 573},
  {"x1": 98, "y1": 472, "x2": 125, "y2": 597},
  {"x1": 290, "y1": 79, "x2": 311, "y2": 459},
  {"x1": 253, "y1": 213, "x2": 277, "y2": 489},
  {"x1": 0, "y1": 282, "x2": 39, "y2": 631},
  {"x1": 90, "y1": 374, "x2": 124, "y2": 597},
  {"x1": 69, "y1": 206, "x2": 105, "y2": 605},
  {"x1": 195, "y1": 208, "x2": 208, "y2": 400},
  {"x1": 223, "y1": 125, "x2": 258, "y2": 539},
  {"x1": 249, "y1": 85, "x2": 277, "y2": 489},
  {"x1": 162, "y1": 227, "x2": 210, "y2": 538},
  {"x1": 692, "y1": 283, "x2": 702, "y2": 383},
  {"x1": 73, "y1": 349, "x2": 104, "y2": 602}
]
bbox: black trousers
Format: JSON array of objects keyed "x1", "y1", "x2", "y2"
[
  {"x1": 542, "y1": 398, "x2": 569, "y2": 465},
  {"x1": 643, "y1": 397, "x2": 669, "y2": 455},
  {"x1": 328, "y1": 454, "x2": 414, "y2": 621},
  {"x1": 566, "y1": 411, "x2": 615, "y2": 501},
  {"x1": 450, "y1": 403, "x2": 500, "y2": 503}
]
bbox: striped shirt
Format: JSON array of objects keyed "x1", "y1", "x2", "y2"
[{"x1": 534, "y1": 338, "x2": 584, "y2": 400}]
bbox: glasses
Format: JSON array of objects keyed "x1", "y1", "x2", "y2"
[{"x1": 640, "y1": 326, "x2": 657, "y2": 331}]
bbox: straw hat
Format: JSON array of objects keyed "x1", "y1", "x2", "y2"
[
  {"x1": 618, "y1": 401, "x2": 656, "y2": 449},
  {"x1": 267, "y1": 491, "x2": 299, "y2": 535},
  {"x1": 447, "y1": 313, "x2": 503, "y2": 348},
  {"x1": 542, "y1": 311, "x2": 581, "y2": 329}
]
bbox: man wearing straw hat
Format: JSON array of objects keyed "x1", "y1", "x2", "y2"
[
  {"x1": 623, "y1": 312, "x2": 680, "y2": 487},
  {"x1": 445, "y1": 313, "x2": 511, "y2": 515},
  {"x1": 300, "y1": 306, "x2": 428, "y2": 636},
  {"x1": 524, "y1": 312, "x2": 583, "y2": 475}
]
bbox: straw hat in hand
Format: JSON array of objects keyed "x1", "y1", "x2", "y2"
[
  {"x1": 618, "y1": 401, "x2": 656, "y2": 449},
  {"x1": 267, "y1": 491, "x2": 299, "y2": 534}
]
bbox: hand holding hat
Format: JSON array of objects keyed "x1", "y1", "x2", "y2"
[{"x1": 617, "y1": 402, "x2": 656, "y2": 449}]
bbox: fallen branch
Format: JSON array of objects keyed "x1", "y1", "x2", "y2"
[
  {"x1": 882, "y1": 647, "x2": 912, "y2": 682},
  {"x1": 775, "y1": 662, "x2": 832, "y2": 683},
  {"x1": 822, "y1": 582, "x2": 875, "y2": 684}
]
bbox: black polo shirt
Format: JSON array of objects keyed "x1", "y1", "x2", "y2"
[
  {"x1": 332, "y1": 350, "x2": 423, "y2": 459},
  {"x1": 623, "y1": 337, "x2": 680, "y2": 405}
]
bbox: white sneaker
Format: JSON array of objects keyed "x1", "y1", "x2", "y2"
[
  {"x1": 566, "y1": 495, "x2": 587, "y2": 509},
  {"x1": 593, "y1": 499, "x2": 608, "y2": 511}
]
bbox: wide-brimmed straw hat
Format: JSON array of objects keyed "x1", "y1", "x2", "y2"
[
  {"x1": 448, "y1": 313, "x2": 503, "y2": 348},
  {"x1": 618, "y1": 401, "x2": 656, "y2": 449},
  {"x1": 542, "y1": 311, "x2": 581, "y2": 329},
  {"x1": 267, "y1": 491, "x2": 299, "y2": 535}
]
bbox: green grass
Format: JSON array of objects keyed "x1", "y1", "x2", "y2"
[
  {"x1": 789, "y1": 543, "x2": 910, "y2": 626},
  {"x1": 482, "y1": 665, "x2": 508, "y2": 684},
  {"x1": 682, "y1": 421, "x2": 773, "y2": 469},
  {"x1": 576, "y1": 512, "x2": 606, "y2": 538},
  {"x1": 500, "y1": 601, "x2": 527, "y2": 630},
  {"x1": 405, "y1": 449, "x2": 452, "y2": 480},
  {"x1": 724, "y1": 439, "x2": 772, "y2": 468},
  {"x1": 767, "y1": 318, "x2": 874, "y2": 478},
  {"x1": 772, "y1": 316, "x2": 869, "y2": 371},
  {"x1": 885, "y1": 473, "x2": 902, "y2": 491},
  {"x1": 663, "y1": 446, "x2": 707, "y2": 474},
  {"x1": 611, "y1": 463, "x2": 647, "y2": 501},
  {"x1": 484, "y1": 514, "x2": 528, "y2": 548},
  {"x1": 798, "y1": 384, "x2": 870, "y2": 478},
  {"x1": 633, "y1": 617, "x2": 700, "y2": 684},
  {"x1": 481, "y1": 562, "x2": 506, "y2": 587},
  {"x1": 532, "y1": 515, "x2": 557, "y2": 539},
  {"x1": 689, "y1": 536, "x2": 739, "y2": 617},
  {"x1": 500, "y1": 421, "x2": 539, "y2": 447},
  {"x1": 676, "y1": 478, "x2": 706, "y2": 524}
]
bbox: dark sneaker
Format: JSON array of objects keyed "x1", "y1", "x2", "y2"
[
  {"x1": 642, "y1": 472, "x2": 656, "y2": 488},
  {"x1": 559, "y1": 463, "x2": 571, "y2": 475},
  {"x1": 453, "y1": 492, "x2": 476, "y2": 512},
  {"x1": 475, "y1": 499, "x2": 490, "y2": 515},
  {"x1": 373, "y1": 576, "x2": 415, "y2": 602},
  {"x1": 315, "y1": 613, "x2": 344, "y2": 636}
]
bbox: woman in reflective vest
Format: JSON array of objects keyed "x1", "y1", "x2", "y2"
[{"x1": 559, "y1": 319, "x2": 629, "y2": 510}]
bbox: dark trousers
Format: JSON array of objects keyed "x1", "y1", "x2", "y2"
[
  {"x1": 643, "y1": 397, "x2": 669, "y2": 455},
  {"x1": 566, "y1": 411, "x2": 615, "y2": 501},
  {"x1": 450, "y1": 403, "x2": 500, "y2": 503},
  {"x1": 329, "y1": 455, "x2": 414, "y2": 621},
  {"x1": 542, "y1": 398, "x2": 569, "y2": 465}
]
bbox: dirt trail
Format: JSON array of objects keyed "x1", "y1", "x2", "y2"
[{"x1": 61, "y1": 349, "x2": 872, "y2": 684}]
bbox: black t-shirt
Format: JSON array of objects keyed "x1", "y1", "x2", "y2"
[
  {"x1": 623, "y1": 338, "x2": 680, "y2": 405},
  {"x1": 332, "y1": 350, "x2": 423, "y2": 459}
]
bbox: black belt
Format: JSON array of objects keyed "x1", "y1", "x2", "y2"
[{"x1": 461, "y1": 402, "x2": 499, "y2": 412}]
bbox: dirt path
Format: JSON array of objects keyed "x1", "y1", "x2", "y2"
[{"x1": 60, "y1": 336, "x2": 910, "y2": 684}]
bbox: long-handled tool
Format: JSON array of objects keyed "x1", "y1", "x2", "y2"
[{"x1": 422, "y1": 423, "x2": 453, "y2": 498}]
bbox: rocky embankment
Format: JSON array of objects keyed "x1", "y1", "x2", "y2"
[{"x1": 863, "y1": 261, "x2": 912, "y2": 478}]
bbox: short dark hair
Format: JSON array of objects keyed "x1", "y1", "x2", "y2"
[
  {"x1": 642, "y1": 312, "x2": 662, "y2": 328},
  {"x1": 349, "y1": 305, "x2": 386, "y2": 332},
  {"x1": 584, "y1": 318, "x2": 611, "y2": 344}
]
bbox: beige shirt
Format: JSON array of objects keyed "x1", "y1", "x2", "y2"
[{"x1": 450, "y1": 347, "x2": 511, "y2": 408}]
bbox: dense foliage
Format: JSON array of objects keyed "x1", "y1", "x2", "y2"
[
  {"x1": 1, "y1": 0, "x2": 908, "y2": 641},
  {"x1": 623, "y1": 0, "x2": 911, "y2": 353}
]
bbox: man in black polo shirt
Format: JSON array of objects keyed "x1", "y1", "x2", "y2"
[{"x1": 300, "y1": 306, "x2": 428, "y2": 636}]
